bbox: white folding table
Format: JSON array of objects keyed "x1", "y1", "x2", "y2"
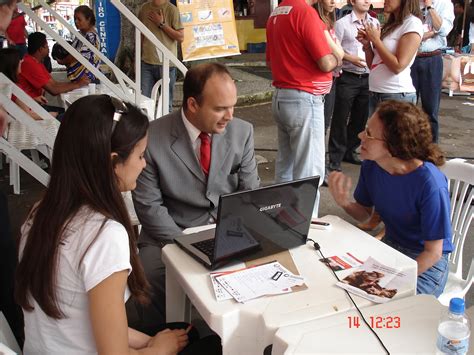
[
  {"x1": 272, "y1": 294, "x2": 445, "y2": 354},
  {"x1": 163, "y1": 215, "x2": 418, "y2": 355}
]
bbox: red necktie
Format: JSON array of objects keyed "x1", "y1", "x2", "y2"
[{"x1": 199, "y1": 132, "x2": 211, "y2": 176}]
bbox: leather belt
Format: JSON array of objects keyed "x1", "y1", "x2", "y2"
[
  {"x1": 416, "y1": 49, "x2": 442, "y2": 58},
  {"x1": 343, "y1": 70, "x2": 369, "y2": 78}
]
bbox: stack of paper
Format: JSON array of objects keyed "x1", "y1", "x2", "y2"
[{"x1": 210, "y1": 261, "x2": 305, "y2": 303}]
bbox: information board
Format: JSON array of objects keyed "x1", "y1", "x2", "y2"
[{"x1": 177, "y1": 0, "x2": 240, "y2": 61}]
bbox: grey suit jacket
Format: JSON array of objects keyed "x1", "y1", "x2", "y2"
[{"x1": 132, "y1": 110, "x2": 260, "y2": 246}]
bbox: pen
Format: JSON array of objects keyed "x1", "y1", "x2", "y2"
[{"x1": 311, "y1": 221, "x2": 331, "y2": 226}]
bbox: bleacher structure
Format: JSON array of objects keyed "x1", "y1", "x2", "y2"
[{"x1": 0, "y1": 0, "x2": 187, "y2": 195}]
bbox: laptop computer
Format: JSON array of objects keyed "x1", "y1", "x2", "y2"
[{"x1": 174, "y1": 176, "x2": 320, "y2": 270}]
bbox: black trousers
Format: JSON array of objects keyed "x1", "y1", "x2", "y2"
[
  {"x1": 126, "y1": 243, "x2": 166, "y2": 331},
  {"x1": 328, "y1": 71, "x2": 369, "y2": 170},
  {"x1": 126, "y1": 243, "x2": 222, "y2": 355},
  {"x1": 140, "y1": 322, "x2": 222, "y2": 355}
]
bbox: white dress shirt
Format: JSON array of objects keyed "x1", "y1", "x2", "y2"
[
  {"x1": 419, "y1": 0, "x2": 454, "y2": 52},
  {"x1": 181, "y1": 108, "x2": 211, "y2": 163},
  {"x1": 335, "y1": 12, "x2": 379, "y2": 75}
]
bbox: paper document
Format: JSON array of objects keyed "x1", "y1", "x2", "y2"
[
  {"x1": 319, "y1": 252, "x2": 364, "y2": 271},
  {"x1": 336, "y1": 257, "x2": 412, "y2": 303},
  {"x1": 211, "y1": 261, "x2": 305, "y2": 303}
]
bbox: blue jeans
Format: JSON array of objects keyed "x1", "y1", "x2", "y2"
[
  {"x1": 382, "y1": 238, "x2": 449, "y2": 297},
  {"x1": 141, "y1": 61, "x2": 177, "y2": 113},
  {"x1": 272, "y1": 88, "x2": 325, "y2": 217},
  {"x1": 410, "y1": 54, "x2": 443, "y2": 143},
  {"x1": 368, "y1": 91, "x2": 417, "y2": 117}
]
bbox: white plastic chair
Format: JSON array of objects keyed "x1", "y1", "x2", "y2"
[{"x1": 438, "y1": 158, "x2": 474, "y2": 306}]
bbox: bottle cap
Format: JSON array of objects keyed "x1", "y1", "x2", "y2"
[{"x1": 449, "y1": 298, "x2": 465, "y2": 314}]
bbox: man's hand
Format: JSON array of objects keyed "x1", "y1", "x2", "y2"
[
  {"x1": 34, "y1": 95, "x2": 48, "y2": 105},
  {"x1": 346, "y1": 54, "x2": 367, "y2": 68},
  {"x1": 422, "y1": 30, "x2": 435, "y2": 41},
  {"x1": 148, "y1": 9, "x2": 165, "y2": 26}
]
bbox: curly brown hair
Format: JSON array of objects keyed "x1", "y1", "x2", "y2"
[{"x1": 376, "y1": 100, "x2": 445, "y2": 166}]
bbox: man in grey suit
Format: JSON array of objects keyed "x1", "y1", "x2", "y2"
[{"x1": 128, "y1": 63, "x2": 260, "y2": 331}]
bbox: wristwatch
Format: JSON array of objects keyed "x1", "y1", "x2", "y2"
[
  {"x1": 426, "y1": 6, "x2": 433, "y2": 10},
  {"x1": 158, "y1": 21, "x2": 166, "y2": 29}
]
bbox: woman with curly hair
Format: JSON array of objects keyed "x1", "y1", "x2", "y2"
[{"x1": 329, "y1": 100, "x2": 452, "y2": 297}]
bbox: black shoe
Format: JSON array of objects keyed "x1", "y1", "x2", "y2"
[{"x1": 343, "y1": 153, "x2": 362, "y2": 165}]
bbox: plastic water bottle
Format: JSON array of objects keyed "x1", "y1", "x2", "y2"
[{"x1": 436, "y1": 298, "x2": 471, "y2": 354}]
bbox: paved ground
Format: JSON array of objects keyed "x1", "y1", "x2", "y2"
[{"x1": 2, "y1": 62, "x2": 473, "y2": 310}]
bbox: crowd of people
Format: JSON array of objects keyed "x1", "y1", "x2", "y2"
[
  {"x1": 0, "y1": 0, "x2": 468, "y2": 352},
  {"x1": 266, "y1": 0, "x2": 455, "y2": 302}
]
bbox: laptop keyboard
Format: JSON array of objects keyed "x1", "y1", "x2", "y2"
[{"x1": 192, "y1": 239, "x2": 215, "y2": 258}]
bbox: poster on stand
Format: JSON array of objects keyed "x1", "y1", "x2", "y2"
[{"x1": 177, "y1": 0, "x2": 240, "y2": 61}]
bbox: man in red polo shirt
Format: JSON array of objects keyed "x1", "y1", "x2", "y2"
[
  {"x1": 18, "y1": 32, "x2": 88, "y2": 103},
  {"x1": 266, "y1": 0, "x2": 343, "y2": 217}
]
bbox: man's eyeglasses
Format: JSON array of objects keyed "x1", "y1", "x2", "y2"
[
  {"x1": 110, "y1": 96, "x2": 128, "y2": 135},
  {"x1": 364, "y1": 125, "x2": 384, "y2": 141}
]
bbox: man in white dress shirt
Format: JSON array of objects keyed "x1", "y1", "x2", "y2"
[{"x1": 328, "y1": 0, "x2": 379, "y2": 172}]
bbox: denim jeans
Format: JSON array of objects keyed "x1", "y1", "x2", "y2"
[
  {"x1": 329, "y1": 72, "x2": 369, "y2": 170},
  {"x1": 410, "y1": 54, "x2": 443, "y2": 143},
  {"x1": 141, "y1": 61, "x2": 177, "y2": 112},
  {"x1": 272, "y1": 88, "x2": 325, "y2": 217},
  {"x1": 368, "y1": 91, "x2": 417, "y2": 117},
  {"x1": 382, "y1": 237, "x2": 449, "y2": 297}
]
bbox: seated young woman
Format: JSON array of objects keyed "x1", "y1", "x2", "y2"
[
  {"x1": 15, "y1": 95, "x2": 221, "y2": 354},
  {"x1": 328, "y1": 100, "x2": 453, "y2": 297}
]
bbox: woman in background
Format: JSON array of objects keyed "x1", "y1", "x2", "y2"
[
  {"x1": 313, "y1": 0, "x2": 339, "y2": 133},
  {"x1": 72, "y1": 5, "x2": 100, "y2": 82},
  {"x1": 313, "y1": 0, "x2": 343, "y2": 186},
  {"x1": 329, "y1": 100, "x2": 452, "y2": 297},
  {"x1": 357, "y1": 0, "x2": 423, "y2": 114}
]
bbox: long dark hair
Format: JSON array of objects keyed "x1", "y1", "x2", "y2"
[
  {"x1": 0, "y1": 48, "x2": 20, "y2": 83},
  {"x1": 377, "y1": 100, "x2": 445, "y2": 166},
  {"x1": 15, "y1": 95, "x2": 150, "y2": 318},
  {"x1": 381, "y1": 0, "x2": 421, "y2": 39},
  {"x1": 313, "y1": 0, "x2": 335, "y2": 29}
]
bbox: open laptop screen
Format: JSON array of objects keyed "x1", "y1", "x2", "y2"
[{"x1": 213, "y1": 176, "x2": 319, "y2": 264}]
